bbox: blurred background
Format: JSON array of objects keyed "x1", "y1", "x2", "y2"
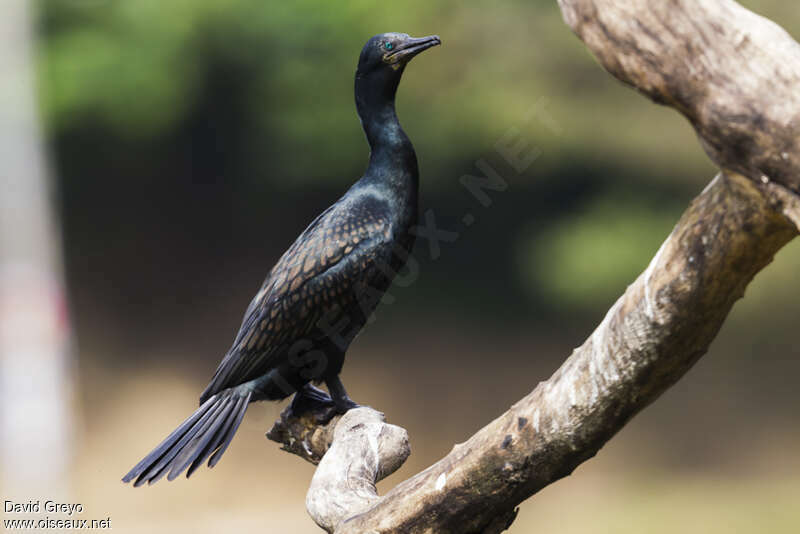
[{"x1": 1, "y1": 0, "x2": 799, "y2": 532}]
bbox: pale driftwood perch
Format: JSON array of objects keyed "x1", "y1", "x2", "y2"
[
  {"x1": 268, "y1": 397, "x2": 410, "y2": 533},
  {"x1": 305, "y1": 409, "x2": 409, "y2": 532},
  {"x1": 268, "y1": 1, "x2": 800, "y2": 532}
]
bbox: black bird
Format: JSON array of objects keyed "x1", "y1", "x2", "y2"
[{"x1": 122, "y1": 32, "x2": 440, "y2": 486}]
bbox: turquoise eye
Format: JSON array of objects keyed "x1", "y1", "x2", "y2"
[{"x1": 384, "y1": 42, "x2": 393, "y2": 51}]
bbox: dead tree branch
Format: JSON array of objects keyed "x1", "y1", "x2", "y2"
[
  {"x1": 268, "y1": 400, "x2": 410, "y2": 532},
  {"x1": 557, "y1": 0, "x2": 800, "y2": 195},
  {"x1": 268, "y1": 1, "x2": 800, "y2": 532}
]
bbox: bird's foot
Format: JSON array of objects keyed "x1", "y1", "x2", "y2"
[
  {"x1": 333, "y1": 395, "x2": 360, "y2": 414},
  {"x1": 285, "y1": 380, "x2": 363, "y2": 425},
  {"x1": 325, "y1": 375, "x2": 362, "y2": 417},
  {"x1": 287, "y1": 384, "x2": 339, "y2": 425}
]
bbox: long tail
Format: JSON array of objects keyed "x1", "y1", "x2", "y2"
[{"x1": 122, "y1": 388, "x2": 252, "y2": 486}]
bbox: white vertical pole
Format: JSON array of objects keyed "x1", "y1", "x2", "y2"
[{"x1": 0, "y1": 0, "x2": 73, "y2": 495}]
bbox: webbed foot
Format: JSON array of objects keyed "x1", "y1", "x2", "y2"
[
  {"x1": 287, "y1": 384, "x2": 338, "y2": 425},
  {"x1": 325, "y1": 375, "x2": 361, "y2": 415}
]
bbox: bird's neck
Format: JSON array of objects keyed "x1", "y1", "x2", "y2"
[
  {"x1": 355, "y1": 76, "x2": 419, "y2": 208},
  {"x1": 362, "y1": 103, "x2": 412, "y2": 164}
]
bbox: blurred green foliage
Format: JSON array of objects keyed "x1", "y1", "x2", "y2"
[
  {"x1": 36, "y1": 0, "x2": 800, "y2": 316},
  {"x1": 36, "y1": 0, "x2": 727, "y2": 182},
  {"x1": 520, "y1": 193, "x2": 683, "y2": 310}
]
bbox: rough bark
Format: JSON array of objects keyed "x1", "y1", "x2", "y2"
[
  {"x1": 268, "y1": 1, "x2": 800, "y2": 532},
  {"x1": 556, "y1": 0, "x2": 800, "y2": 194}
]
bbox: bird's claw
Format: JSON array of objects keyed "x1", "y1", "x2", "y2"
[
  {"x1": 334, "y1": 397, "x2": 360, "y2": 414},
  {"x1": 287, "y1": 384, "x2": 338, "y2": 424},
  {"x1": 286, "y1": 384, "x2": 362, "y2": 425}
]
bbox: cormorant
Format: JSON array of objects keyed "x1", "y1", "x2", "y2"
[{"x1": 122, "y1": 32, "x2": 440, "y2": 485}]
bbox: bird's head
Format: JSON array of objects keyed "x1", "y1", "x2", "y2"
[
  {"x1": 357, "y1": 33, "x2": 441, "y2": 76},
  {"x1": 354, "y1": 33, "x2": 440, "y2": 132}
]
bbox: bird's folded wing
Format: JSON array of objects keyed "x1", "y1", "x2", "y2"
[{"x1": 200, "y1": 196, "x2": 394, "y2": 401}]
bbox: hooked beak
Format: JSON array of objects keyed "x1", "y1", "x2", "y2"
[{"x1": 383, "y1": 35, "x2": 441, "y2": 67}]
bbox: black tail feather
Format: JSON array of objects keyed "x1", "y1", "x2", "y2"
[
  {"x1": 187, "y1": 395, "x2": 245, "y2": 477},
  {"x1": 166, "y1": 396, "x2": 235, "y2": 481},
  {"x1": 134, "y1": 400, "x2": 221, "y2": 486},
  {"x1": 122, "y1": 396, "x2": 216, "y2": 484},
  {"x1": 122, "y1": 389, "x2": 251, "y2": 486},
  {"x1": 208, "y1": 394, "x2": 249, "y2": 468}
]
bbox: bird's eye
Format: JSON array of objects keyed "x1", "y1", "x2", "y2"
[{"x1": 384, "y1": 42, "x2": 393, "y2": 51}]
